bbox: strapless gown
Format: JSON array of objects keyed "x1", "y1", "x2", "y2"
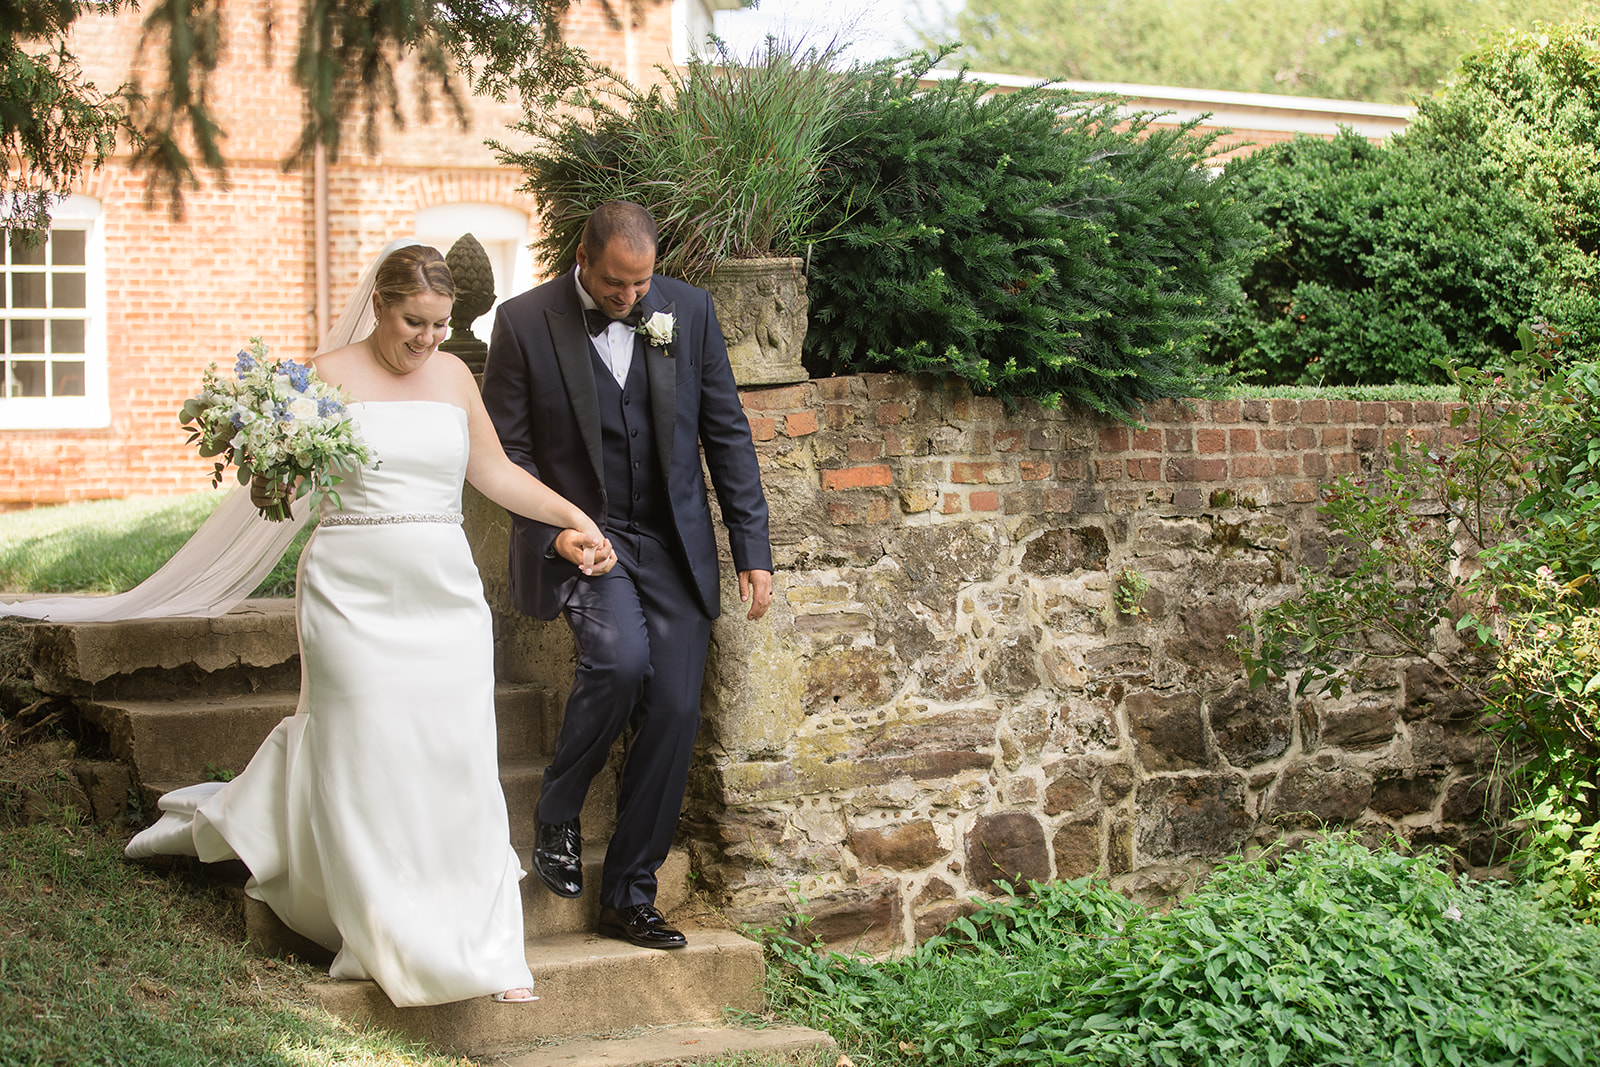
[{"x1": 126, "y1": 401, "x2": 535, "y2": 1006}]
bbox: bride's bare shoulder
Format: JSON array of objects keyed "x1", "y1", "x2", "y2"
[{"x1": 308, "y1": 344, "x2": 365, "y2": 388}]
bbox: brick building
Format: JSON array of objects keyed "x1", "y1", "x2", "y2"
[
  {"x1": 0, "y1": 0, "x2": 736, "y2": 505},
  {"x1": 0, "y1": 10, "x2": 1411, "y2": 506}
]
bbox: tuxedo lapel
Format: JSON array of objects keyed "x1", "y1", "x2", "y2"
[
  {"x1": 544, "y1": 300, "x2": 605, "y2": 488},
  {"x1": 642, "y1": 297, "x2": 678, "y2": 481}
]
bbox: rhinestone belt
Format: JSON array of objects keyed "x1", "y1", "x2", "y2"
[{"x1": 318, "y1": 512, "x2": 463, "y2": 527}]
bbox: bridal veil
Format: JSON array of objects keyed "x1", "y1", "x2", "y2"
[{"x1": 0, "y1": 238, "x2": 422, "y2": 622}]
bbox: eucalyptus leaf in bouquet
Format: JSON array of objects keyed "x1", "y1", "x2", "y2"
[{"x1": 180, "y1": 338, "x2": 373, "y2": 521}]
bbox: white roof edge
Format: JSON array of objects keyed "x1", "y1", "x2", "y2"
[{"x1": 917, "y1": 67, "x2": 1416, "y2": 120}]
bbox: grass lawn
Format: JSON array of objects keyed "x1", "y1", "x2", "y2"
[{"x1": 0, "y1": 493, "x2": 308, "y2": 599}]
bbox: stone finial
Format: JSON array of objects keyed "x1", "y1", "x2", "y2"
[{"x1": 441, "y1": 233, "x2": 496, "y2": 374}]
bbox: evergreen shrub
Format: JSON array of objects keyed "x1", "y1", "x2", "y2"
[
  {"x1": 1213, "y1": 21, "x2": 1600, "y2": 386},
  {"x1": 803, "y1": 56, "x2": 1269, "y2": 417},
  {"x1": 1404, "y1": 21, "x2": 1600, "y2": 354},
  {"x1": 1213, "y1": 128, "x2": 1552, "y2": 386}
]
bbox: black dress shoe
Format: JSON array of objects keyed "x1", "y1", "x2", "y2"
[
  {"x1": 532, "y1": 818, "x2": 583, "y2": 898},
  {"x1": 597, "y1": 903, "x2": 687, "y2": 949}
]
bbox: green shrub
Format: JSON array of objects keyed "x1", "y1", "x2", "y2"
[
  {"x1": 802, "y1": 55, "x2": 1268, "y2": 417},
  {"x1": 1517, "y1": 786, "x2": 1600, "y2": 923},
  {"x1": 1213, "y1": 128, "x2": 1552, "y2": 386},
  {"x1": 494, "y1": 39, "x2": 853, "y2": 285},
  {"x1": 1404, "y1": 21, "x2": 1600, "y2": 349},
  {"x1": 1236, "y1": 324, "x2": 1600, "y2": 915},
  {"x1": 1213, "y1": 21, "x2": 1600, "y2": 387},
  {"x1": 769, "y1": 836, "x2": 1600, "y2": 1066}
]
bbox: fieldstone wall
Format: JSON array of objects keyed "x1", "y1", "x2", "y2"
[
  {"x1": 687, "y1": 376, "x2": 1501, "y2": 951},
  {"x1": 466, "y1": 373, "x2": 1501, "y2": 953}
]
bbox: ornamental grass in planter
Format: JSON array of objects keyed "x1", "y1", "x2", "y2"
[{"x1": 495, "y1": 38, "x2": 853, "y2": 285}]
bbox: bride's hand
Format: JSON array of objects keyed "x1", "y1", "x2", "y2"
[
  {"x1": 250, "y1": 473, "x2": 293, "y2": 512},
  {"x1": 586, "y1": 536, "x2": 616, "y2": 576},
  {"x1": 553, "y1": 528, "x2": 615, "y2": 576}
]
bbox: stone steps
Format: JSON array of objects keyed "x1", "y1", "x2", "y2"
[
  {"x1": 12, "y1": 604, "x2": 831, "y2": 1063},
  {"x1": 20, "y1": 599, "x2": 299, "y2": 699},
  {"x1": 83, "y1": 682, "x2": 559, "y2": 782},
  {"x1": 301, "y1": 922, "x2": 767, "y2": 1056},
  {"x1": 240, "y1": 846, "x2": 689, "y2": 948},
  {"x1": 142, "y1": 757, "x2": 620, "y2": 856},
  {"x1": 488, "y1": 1024, "x2": 834, "y2": 1067}
]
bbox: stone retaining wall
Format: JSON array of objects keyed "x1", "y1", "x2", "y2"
[
  {"x1": 688, "y1": 376, "x2": 1499, "y2": 951},
  {"x1": 468, "y1": 374, "x2": 1499, "y2": 953}
]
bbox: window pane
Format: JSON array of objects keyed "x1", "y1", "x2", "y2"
[
  {"x1": 11, "y1": 273, "x2": 46, "y2": 308},
  {"x1": 52, "y1": 229, "x2": 86, "y2": 266},
  {"x1": 8, "y1": 232, "x2": 46, "y2": 266},
  {"x1": 51, "y1": 319, "x2": 85, "y2": 354},
  {"x1": 53, "y1": 271, "x2": 86, "y2": 309},
  {"x1": 10, "y1": 319, "x2": 44, "y2": 353},
  {"x1": 9, "y1": 360, "x2": 46, "y2": 396},
  {"x1": 51, "y1": 360, "x2": 86, "y2": 396}
]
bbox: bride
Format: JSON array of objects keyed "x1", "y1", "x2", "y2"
[{"x1": 116, "y1": 243, "x2": 612, "y2": 1006}]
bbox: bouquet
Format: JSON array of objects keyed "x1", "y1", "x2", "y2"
[{"x1": 180, "y1": 338, "x2": 372, "y2": 521}]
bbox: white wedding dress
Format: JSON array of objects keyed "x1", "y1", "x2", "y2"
[{"x1": 126, "y1": 400, "x2": 535, "y2": 1007}]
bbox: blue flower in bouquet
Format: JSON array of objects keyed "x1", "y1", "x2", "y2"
[
  {"x1": 277, "y1": 361, "x2": 312, "y2": 393},
  {"x1": 181, "y1": 336, "x2": 372, "y2": 522}
]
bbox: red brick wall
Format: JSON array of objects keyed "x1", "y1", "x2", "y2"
[
  {"x1": 741, "y1": 376, "x2": 1465, "y2": 527},
  {"x1": 0, "y1": 0, "x2": 675, "y2": 506}
]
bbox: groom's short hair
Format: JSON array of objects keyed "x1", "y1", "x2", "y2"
[{"x1": 582, "y1": 202, "x2": 658, "y2": 262}]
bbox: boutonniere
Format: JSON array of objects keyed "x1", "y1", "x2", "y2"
[{"x1": 636, "y1": 307, "x2": 676, "y2": 351}]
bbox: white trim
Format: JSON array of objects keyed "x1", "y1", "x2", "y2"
[
  {"x1": 0, "y1": 194, "x2": 109, "y2": 430},
  {"x1": 918, "y1": 68, "x2": 1415, "y2": 140}
]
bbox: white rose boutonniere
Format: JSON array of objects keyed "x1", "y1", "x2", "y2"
[{"x1": 637, "y1": 309, "x2": 677, "y2": 350}]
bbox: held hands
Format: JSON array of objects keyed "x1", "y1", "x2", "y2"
[{"x1": 553, "y1": 526, "x2": 616, "y2": 576}]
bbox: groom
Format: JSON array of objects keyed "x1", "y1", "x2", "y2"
[{"x1": 481, "y1": 201, "x2": 773, "y2": 949}]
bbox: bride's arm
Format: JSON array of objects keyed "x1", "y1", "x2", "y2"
[{"x1": 450, "y1": 361, "x2": 613, "y2": 574}]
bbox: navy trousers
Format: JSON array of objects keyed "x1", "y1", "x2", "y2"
[{"x1": 537, "y1": 526, "x2": 713, "y2": 910}]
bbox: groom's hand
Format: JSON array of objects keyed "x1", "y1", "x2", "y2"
[
  {"x1": 738, "y1": 569, "x2": 773, "y2": 621},
  {"x1": 554, "y1": 529, "x2": 616, "y2": 576}
]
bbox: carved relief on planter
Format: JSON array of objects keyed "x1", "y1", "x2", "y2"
[{"x1": 703, "y1": 257, "x2": 808, "y2": 386}]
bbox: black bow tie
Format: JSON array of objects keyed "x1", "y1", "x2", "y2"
[{"x1": 584, "y1": 306, "x2": 643, "y2": 336}]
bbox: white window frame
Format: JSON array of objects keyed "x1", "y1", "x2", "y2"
[
  {"x1": 0, "y1": 194, "x2": 108, "y2": 429},
  {"x1": 414, "y1": 203, "x2": 533, "y2": 342}
]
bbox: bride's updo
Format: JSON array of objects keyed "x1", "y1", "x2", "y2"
[{"x1": 374, "y1": 244, "x2": 455, "y2": 306}]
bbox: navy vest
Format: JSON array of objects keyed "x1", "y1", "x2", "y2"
[{"x1": 592, "y1": 347, "x2": 670, "y2": 533}]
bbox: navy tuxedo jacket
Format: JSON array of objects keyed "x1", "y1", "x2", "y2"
[{"x1": 481, "y1": 271, "x2": 773, "y2": 622}]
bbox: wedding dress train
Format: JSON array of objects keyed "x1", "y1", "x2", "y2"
[{"x1": 126, "y1": 400, "x2": 534, "y2": 1006}]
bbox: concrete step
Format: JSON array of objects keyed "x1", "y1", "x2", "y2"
[
  {"x1": 490, "y1": 1023, "x2": 836, "y2": 1067},
  {"x1": 145, "y1": 756, "x2": 620, "y2": 857},
  {"x1": 520, "y1": 847, "x2": 693, "y2": 938},
  {"x1": 16, "y1": 599, "x2": 299, "y2": 699},
  {"x1": 87, "y1": 682, "x2": 561, "y2": 797},
  {"x1": 302, "y1": 922, "x2": 767, "y2": 1057},
  {"x1": 500, "y1": 761, "x2": 620, "y2": 853},
  {"x1": 239, "y1": 845, "x2": 692, "y2": 950}
]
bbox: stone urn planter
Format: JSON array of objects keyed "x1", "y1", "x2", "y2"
[{"x1": 703, "y1": 257, "x2": 809, "y2": 387}]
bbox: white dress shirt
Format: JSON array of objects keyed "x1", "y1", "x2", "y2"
[{"x1": 573, "y1": 266, "x2": 635, "y2": 387}]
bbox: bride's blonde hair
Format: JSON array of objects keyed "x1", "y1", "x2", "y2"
[{"x1": 374, "y1": 245, "x2": 454, "y2": 306}]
